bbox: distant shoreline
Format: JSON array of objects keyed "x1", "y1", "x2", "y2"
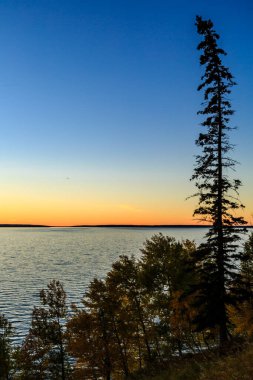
[
  {"x1": 0, "y1": 224, "x2": 252, "y2": 228},
  {"x1": 0, "y1": 224, "x2": 50, "y2": 228}
]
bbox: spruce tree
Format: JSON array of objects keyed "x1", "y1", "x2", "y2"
[{"x1": 192, "y1": 16, "x2": 247, "y2": 348}]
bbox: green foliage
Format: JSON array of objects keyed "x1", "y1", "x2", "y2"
[
  {"x1": 139, "y1": 234, "x2": 196, "y2": 294},
  {"x1": 139, "y1": 234, "x2": 199, "y2": 355}
]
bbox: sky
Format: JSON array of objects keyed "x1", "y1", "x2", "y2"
[{"x1": 0, "y1": 0, "x2": 252, "y2": 226}]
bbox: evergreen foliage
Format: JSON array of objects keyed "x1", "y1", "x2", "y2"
[{"x1": 191, "y1": 16, "x2": 247, "y2": 346}]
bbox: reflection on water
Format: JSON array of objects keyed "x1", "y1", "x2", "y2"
[{"x1": 0, "y1": 227, "x2": 207, "y2": 340}]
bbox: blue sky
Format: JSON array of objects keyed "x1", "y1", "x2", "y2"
[{"x1": 0, "y1": 0, "x2": 252, "y2": 225}]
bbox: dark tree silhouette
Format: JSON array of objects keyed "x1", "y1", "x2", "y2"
[
  {"x1": 0, "y1": 314, "x2": 14, "y2": 379},
  {"x1": 191, "y1": 16, "x2": 247, "y2": 348},
  {"x1": 17, "y1": 280, "x2": 71, "y2": 379}
]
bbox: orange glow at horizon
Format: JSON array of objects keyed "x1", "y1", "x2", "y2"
[
  {"x1": 0, "y1": 194, "x2": 198, "y2": 227},
  {"x1": 1, "y1": 198, "x2": 251, "y2": 227},
  {"x1": 0, "y1": 205, "x2": 196, "y2": 227},
  {"x1": 0, "y1": 179, "x2": 251, "y2": 227}
]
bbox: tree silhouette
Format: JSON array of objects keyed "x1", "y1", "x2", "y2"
[
  {"x1": 16, "y1": 280, "x2": 71, "y2": 379},
  {"x1": 191, "y1": 16, "x2": 247, "y2": 349},
  {"x1": 0, "y1": 314, "x2": 14, "y2": 379}
]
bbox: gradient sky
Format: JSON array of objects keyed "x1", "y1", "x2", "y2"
[{"x1": 0, "y1": 0, "x2": 252, "y2": 226}]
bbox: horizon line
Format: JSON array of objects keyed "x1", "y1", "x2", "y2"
[{"x1": 0, "y1": 224, "x2": 252, "y2": 228}]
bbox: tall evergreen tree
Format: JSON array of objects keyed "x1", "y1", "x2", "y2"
[{"x1": 191, "y1": 16, "x2": 247, "y2": 348}]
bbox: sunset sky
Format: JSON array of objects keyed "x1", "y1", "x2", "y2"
[{"x1": 0, "y1": 0, "x2": 252, "y2": 226}]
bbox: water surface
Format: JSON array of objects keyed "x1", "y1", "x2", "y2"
[{"x1": 0, "y1": 226, "x2": 208, "y2": 340}]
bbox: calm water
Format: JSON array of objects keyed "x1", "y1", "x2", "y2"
[{"x1": 0, "y1": 226, "x2": 209, "y2": 341}]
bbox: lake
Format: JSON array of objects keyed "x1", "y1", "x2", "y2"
[{"x1": 0, "y1": 226, "x2": 226, "y2": 341}]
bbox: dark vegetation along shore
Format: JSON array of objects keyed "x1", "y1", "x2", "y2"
[
  {"x1": 1, "y1": 16, "x2": 253, "y2": 380},
  {"x1": 1, "y1": 232, "x2": 253, "y2": 379}
]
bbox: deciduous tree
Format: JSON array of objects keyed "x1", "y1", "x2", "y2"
[
  {"x1": 0, "y1": 314, "x2": 14, "y2": 380},
  {"x1": 16, "y1": 280, "x2": 71, "y2": 379}
]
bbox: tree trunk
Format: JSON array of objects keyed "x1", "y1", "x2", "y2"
[{"x1": 217, "y1": 71, "x2": 229, "y2": 348}]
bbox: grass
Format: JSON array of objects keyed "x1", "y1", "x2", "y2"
[{"x1": 134, "y1": 344, "x2": 253, "y2": 380}]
